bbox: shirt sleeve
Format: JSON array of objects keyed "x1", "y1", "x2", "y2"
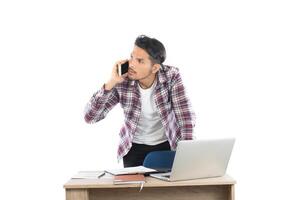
[
  {"x1": 171, "y1": 72, "x2": 196, "y2": 140},
  {"x1": 84, "y1": 84, "x2": 119, "y2": 124}
]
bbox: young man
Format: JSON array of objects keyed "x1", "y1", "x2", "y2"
[{"x1": 84, "y1": 35, "x2": 195, "y2": 167}]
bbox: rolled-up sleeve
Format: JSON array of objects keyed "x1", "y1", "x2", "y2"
[{"x1": 84, "y1": 84, "x2": 119, "y2": 124}]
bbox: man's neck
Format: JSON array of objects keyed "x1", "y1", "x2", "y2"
[{"x1": 138, "y1": 73, "x2": 157, "y2": 89}]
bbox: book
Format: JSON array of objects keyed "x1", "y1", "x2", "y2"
[
  {"x1": 105, "y1": 166, "x2": 157, "y2": 175},
  {"x1": 71, "y1": 171, "x2": 105, "y2": 179},
  {"x1": 113, "y1": 174, "x2": 146, "y2": 185}
]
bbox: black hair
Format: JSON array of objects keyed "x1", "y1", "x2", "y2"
[{"x1": 134, "y1": 35, "x2": 166, "y2": 64}]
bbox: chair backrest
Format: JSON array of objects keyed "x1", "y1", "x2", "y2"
[{"x1": 143, "y1": 150, "x2": 176, "y2": 170}]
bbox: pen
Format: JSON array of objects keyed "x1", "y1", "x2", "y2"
[{"x1": 98, "y1": 172, "x2": 105, "y2": 179}]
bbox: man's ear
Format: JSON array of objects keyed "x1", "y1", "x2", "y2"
[{"x1": 152, "y1": 63, "x2": 161, "y2": 73}]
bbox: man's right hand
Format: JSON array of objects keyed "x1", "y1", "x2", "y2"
[{"x1": 104, "y1": 60, "x2": 128, "y2": 90}]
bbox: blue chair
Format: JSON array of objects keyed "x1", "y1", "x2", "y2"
[{"x1": 143, "y1": 150, "x2": 176, "y2": 171}]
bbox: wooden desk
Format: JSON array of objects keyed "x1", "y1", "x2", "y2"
[{"x1": 64, "y1": 173, "x2": 235, "y2": 200}]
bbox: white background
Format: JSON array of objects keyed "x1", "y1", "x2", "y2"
[{"x1": 0, "y1": 0, "x2": 299, "y2": 199}]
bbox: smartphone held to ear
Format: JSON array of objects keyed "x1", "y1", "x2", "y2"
[{"x1": 118, "y1": 61, "x2": 129, "y2": 76}]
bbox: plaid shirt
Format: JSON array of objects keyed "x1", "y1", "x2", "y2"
[{"x1": 84, "y1": 65, "x2": 196, "y2": 161}]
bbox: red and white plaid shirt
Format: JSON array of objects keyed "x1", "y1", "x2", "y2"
[{"x1": 84, "y1": 65, "x2": 196, "y2": 161}]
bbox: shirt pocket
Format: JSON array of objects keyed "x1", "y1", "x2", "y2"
[
  {"x1": 156, "y1": 100, "x2": 172, "y2": 122},
  {"x1": 121, "y1": 101, "x2": 140, "y2": 120}
]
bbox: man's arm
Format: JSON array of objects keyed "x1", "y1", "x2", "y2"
[
  {"x1": 84, "y1": 60, "x2": 128, "y2": 124},
  {"x1": 171, "y1": 72, "x2": 196, "y2": 140},
  {"x1": 84, "y1": 84, "x2": 119, "y2": 124}
]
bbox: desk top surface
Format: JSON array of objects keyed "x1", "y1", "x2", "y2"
[{"x1": 64, "y1": 174, "x2": 235, "y2": 189}]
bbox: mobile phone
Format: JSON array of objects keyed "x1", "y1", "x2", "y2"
[{"x1": 118, "y1": 61, "x2": 129, "y2": 76}]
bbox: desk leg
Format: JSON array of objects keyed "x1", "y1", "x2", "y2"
[
  {"x1": 66, "y1": 189, "x2": 89, "y2": 200},
  {"x1": 228, "y1": 185, "x2": 235, "y2": 200}
]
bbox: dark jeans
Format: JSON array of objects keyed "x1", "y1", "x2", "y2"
[{"x1": 123, "y1": 141, "x2": 171, "y2": 167}]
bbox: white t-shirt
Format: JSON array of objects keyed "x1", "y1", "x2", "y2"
[{"x1": 133, "y1": 80, "x2": 168, "y2": 145}]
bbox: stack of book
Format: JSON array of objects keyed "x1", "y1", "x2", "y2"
[
  {"x1": 105, "y1": 166, "x2": 156, "y2": 191},
  {"x1": 113, "y1": 174, "x2": 145, "y2": 185}
]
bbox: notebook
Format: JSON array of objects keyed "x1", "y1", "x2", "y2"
[
  {"x1": 105, "y1": 166, "x2": 156, "y2": 175},
  {"x1": 71, "y1": 171, "x2": 105, "y2": 179}
]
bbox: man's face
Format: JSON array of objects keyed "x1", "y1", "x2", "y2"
[{"x1": 128, "y1": 45, "x2": 153, "y2": 80}]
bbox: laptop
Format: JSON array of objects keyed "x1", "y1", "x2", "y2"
[{"x1": 150, "y1": 138, "x2": 235, "y2": 181}]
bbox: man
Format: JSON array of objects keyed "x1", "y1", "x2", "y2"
[{"x1": 84, "y1": 35, "x2": 195, "y2": 167}]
